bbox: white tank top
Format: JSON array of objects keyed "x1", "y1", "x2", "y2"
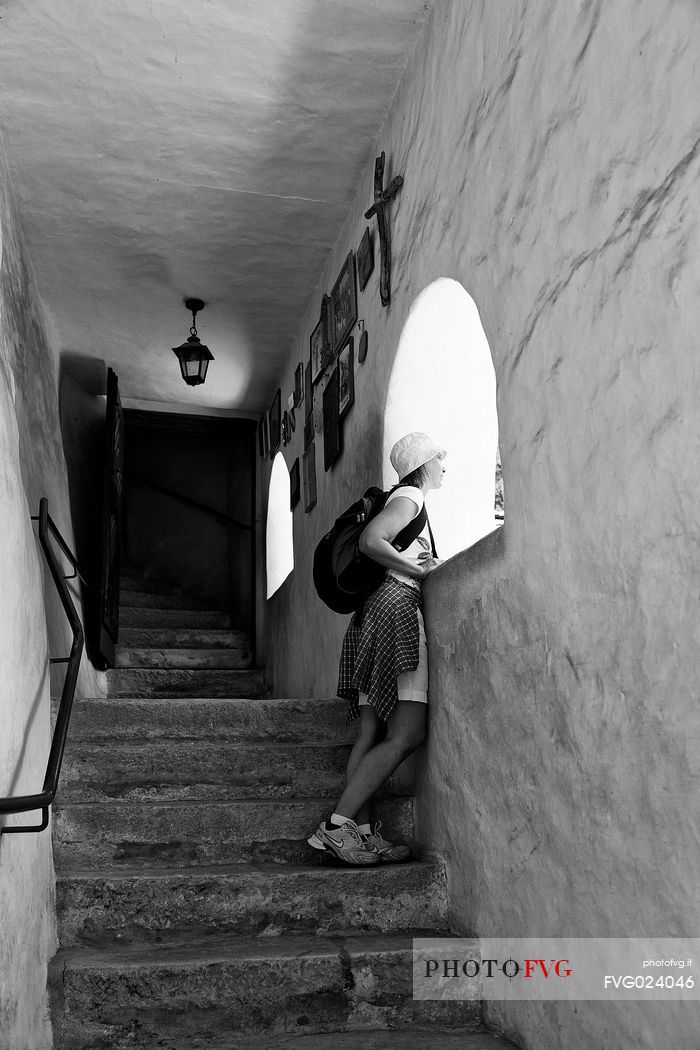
[{"x1": 385, "y1": 486, "x2": 431, "y2": 589}]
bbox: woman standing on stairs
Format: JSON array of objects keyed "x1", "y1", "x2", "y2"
[{"x1": 308, "y1": 432, "x2": 446, "y2": 865}]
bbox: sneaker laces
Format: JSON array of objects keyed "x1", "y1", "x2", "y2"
[
  {"x1": 368, "y1": 819, "x2": 385, "y2": 845},
  {"x1": 340, "y1": 821, "x2": 363, "y2": 846}
]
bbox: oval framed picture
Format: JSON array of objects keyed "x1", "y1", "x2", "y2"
[{"x1": 358, "y1": 329, "x2": 368, "y2": 364}]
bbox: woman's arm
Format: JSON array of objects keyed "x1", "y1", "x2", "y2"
[{"x1": 358, "y1": 495, "x2": 437, "y2": 580}]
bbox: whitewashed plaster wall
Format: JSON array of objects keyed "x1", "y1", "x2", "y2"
[
  {"x1": 0, "y1": 138, "x2": 105, "y2": 1048},
  {"x1": 264, "y1": 2, "x2": 700, "y2": 1048}
]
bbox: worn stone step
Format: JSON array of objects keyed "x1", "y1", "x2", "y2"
[
  {"x1": 50, "y1": 932, "x2": 481, "y2": 1048},
  {"x1": 67, "y1": 698, "x2": 353, "y2": 744},
  {"x1": 119, "y1": 627, "x2": 250, "y2": 650},
  {"x1": 106, "y1": 667, "x2": 266, "y2": 698},
  {"x1": 225, "y1": 1032, "x2": 519, "y2": 1050},
  {"x1": 119, "y1": 607, "x2": 232, "y2": 628},
  {"x1": 115, "y1": 646, "x2": 253, "y2": 670},
  {"x1": 57, "y1": 740, "x2": 410, "y2": 804},
  {"x1": 120, "y1": 589, "x2": 221, "y2": 610},
  {"x1": 56, "y1": 860, "x2": 447, "y2": 947},
  {"x1": 53, "y1": 796, "x2": 414, "y2": 870}
]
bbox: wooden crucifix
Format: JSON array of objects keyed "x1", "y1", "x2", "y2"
[{"x1": 364, "y1": 151, "x2": 403, "y2": 307}]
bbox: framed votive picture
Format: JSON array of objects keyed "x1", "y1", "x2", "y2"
[
  {"x1": 338, "y1": 337, "x2": 354, "y2": 419},
  {"x1": 290, "y1": 458, "x2": 301, "y2": 509},
  {"x1": 294, "y1": 362, "x2": 304, "y2": 407},
  {"x1": 330, "y1": 252, "x2": 357, "y2": 354},
  {"x1": 323, "y1": 366, "x2": 341, "y2": 471},
  {"x1": 310, "y1": 316, "x2": 326, "y2": 386},
  {"x1": 268, "y1": 389, "x2": 281, "y2": 456},
  {"x1": 357, "y1": 227, "x2": 374, "y2": 291},
  {"x1": 305, "y1": 360, "x2": 313, "y2": 416},
  {"x1": 320, "y1": 294, "x2": 332, "y2": 365},
  {"x1": 310, "y1": 295, "x2": 331, "y2": 385},
  {"x1": 263, "y1": 412, "x2": 270, "y2": 458},
  {"x1": 303, "y1": 443, "x2": 317, "y2": 512}
]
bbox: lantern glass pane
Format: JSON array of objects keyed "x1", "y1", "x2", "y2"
[{"x1": 173, "y1": 337, "x2": 212, "y2": 386}]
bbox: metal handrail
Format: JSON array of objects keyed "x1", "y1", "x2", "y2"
[{"x1": 0, "y1": 499, "x2": 84, "y2": 835}]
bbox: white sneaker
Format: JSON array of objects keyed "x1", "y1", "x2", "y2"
[{"x1": 307, "y1": 819, "x2": 380, "y2": 865}]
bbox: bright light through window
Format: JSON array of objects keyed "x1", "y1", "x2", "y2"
[
  {"x1": 266, "y1": 453, "x2": 294, "y2": 598},
  {"x1": 384, "y1": 279, "x2": 501, "y2": 559}
]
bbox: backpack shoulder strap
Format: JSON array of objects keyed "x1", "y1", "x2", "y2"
[
  {"x1": 426, "y1": 514, "x2": 438, "y2": 558},
  {"x1": 393, "y1": 502, "x2": 426, "y2": 551},
  {"x1": 388, "y1": 484, "x2": 438, "y2": 555}
]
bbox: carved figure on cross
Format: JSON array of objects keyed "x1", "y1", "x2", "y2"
[{"x1": 364, "y1": 151, "x2": 403, "y2": 307}]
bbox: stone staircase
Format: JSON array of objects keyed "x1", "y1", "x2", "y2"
[{"x1": 49, "y1": 575, "x2": 518, "y2": 1049}]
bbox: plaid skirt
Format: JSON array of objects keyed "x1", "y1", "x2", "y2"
[{"x1": 337, "y1": 575, "x2": 423, "y2": 725}]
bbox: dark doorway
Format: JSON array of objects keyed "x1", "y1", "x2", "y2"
[{"x1": 122, "y1": 412, "x2": 256, "y2": 631}]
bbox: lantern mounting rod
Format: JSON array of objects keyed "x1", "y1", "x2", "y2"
[{"x1": 184, "y1": 298, "x2": 205, "y2": 336}]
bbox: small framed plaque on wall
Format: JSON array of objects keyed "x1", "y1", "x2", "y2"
[
  {"x1": 294, "y1": 363, "x2": 304, "y2": 407},
  {"x1": 357, "y1": 227, "x2": 374, "y2": 291},
  {"x1": 338, "y1": 338, "x2": 354, "y2": 419}
]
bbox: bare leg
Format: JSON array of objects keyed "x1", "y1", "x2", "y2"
[
  {"x1": 334, "y1": 702, "x2": 426, "y2": 819},
  {"x1": 344, "y1": 706, "x2": 386, "y2": 827}
]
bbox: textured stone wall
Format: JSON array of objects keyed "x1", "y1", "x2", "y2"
[
  {"x1": 0, "y1": 138, "x2": 105, "y2": 1048},
  {"x1": 266, "y1": 2, "x2": 700, "y2": 1048}
]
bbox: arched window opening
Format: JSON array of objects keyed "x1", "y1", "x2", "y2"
[
  {"x1": 384, "y1": 278, "x2": 502, "y2": 559},
  {"x1": 266, "y1": 452, "x2": 294, "y2": 598}
]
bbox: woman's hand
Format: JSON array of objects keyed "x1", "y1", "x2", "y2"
[{"x1": 416, "y1": 554, "x2": 442, "y2": 578}]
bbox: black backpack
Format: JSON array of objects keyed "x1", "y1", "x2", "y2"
[{"x1": 312, "y1": 485, "x2": 435, "y2": 614}]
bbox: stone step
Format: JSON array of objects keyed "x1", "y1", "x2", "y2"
[
  {"x1": 120, "y1": 574, "x2": 186, "y2": 596},
  {"x1": 120, "y1": 589, "x2": 222, "y2": 610},
  {"x1": 119, "y1": 607, "x2": 232, "y2": 628},
  {"x1": 67, "y1": 698, "x2": 353, "y2": 744},
  {"x1": 49, "y1": 932, "x2": 481, "y2": 1048},
  {"x1": 57, "y1": 740, "x2": 409, "y2": 804},
  {"x1": 226, "y1": 1033, "x2": 519, "y2": 1050},
  {"x1": 56, "y1": 860, "x2": 447, "y2": 948},
  {"x1": 106, "y1": 667, "x2": 266, "y2": 698},
  {"x1": 115, "y1": 646, "x2": 253, "y2": 669},
  {"x1": 53, "y1": 796, "x2": 414, "y2": 870},
  {"x1": 119, "y1": 627, "x2": 250, "y2": 650}
]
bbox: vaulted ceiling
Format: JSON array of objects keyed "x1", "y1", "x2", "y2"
[{"x1": 0, "y1": 0, "x2": 431, "y2": 412}]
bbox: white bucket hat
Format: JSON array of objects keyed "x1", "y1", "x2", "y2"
[{"x1": 390, "y1": 432, "x2": 447, "y2": 480}]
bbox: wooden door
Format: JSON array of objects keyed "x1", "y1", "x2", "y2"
[{"x1": 97, "y1": 367, "x2": 123, "y2": 668}]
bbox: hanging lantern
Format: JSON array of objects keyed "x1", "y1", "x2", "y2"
[{"x1": 172, "y1": 298, "x2": 214, "y2": 386}]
